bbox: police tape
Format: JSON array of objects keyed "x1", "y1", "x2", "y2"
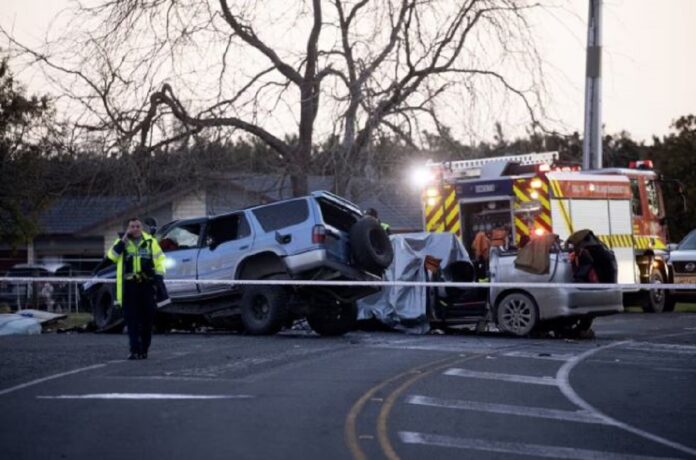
[{"x1": 2, "y1": 276, "x2": 696, "y2": 291}]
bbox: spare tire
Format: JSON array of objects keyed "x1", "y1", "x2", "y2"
[{"x1": 349, "y1": 217, "x2": 394, "y2": 273}]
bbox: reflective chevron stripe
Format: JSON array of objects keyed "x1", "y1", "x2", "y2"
[
  {"x1": 633, "y1": 235, "x2": 668, "y2": 250},
  {"x1": 424, "y1": 186, "x2": 461, "y2": 237},
  {"x1": 513, "y1": 176, "x2": 552, "y2": 244},
  {"x1": 597, "y1": 234, "x2": 634, "y2": 248}
]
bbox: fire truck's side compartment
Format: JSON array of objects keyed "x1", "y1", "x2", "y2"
[{"x1": 459, "y1": 198, "x2": 515, "y2": 253}]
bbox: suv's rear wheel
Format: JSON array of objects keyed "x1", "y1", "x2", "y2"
[
  {"x1": 307, "y1": 302, "x2": 357, "y2": 336},
  {"x1": 350, "y1": 217, "x2": 394, "y2": 274},
  {"x1": 240, "y1": 285, "x2": 289, "y2": 335}
]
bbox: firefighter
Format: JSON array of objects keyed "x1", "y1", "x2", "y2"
[
  {"x1": 365, "y1": 208, "x2": 391, "y2": 235},
  {"x1": 471, "y1": 231, "x2": 491, "y2": 280},
  {"x1": 107, "y1": 217, "x2": 166, "y2": 360}
]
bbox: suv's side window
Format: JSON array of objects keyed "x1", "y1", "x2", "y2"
[
  {"x1": 206, "y1": 214, "x2": 251, "y2": 246},
  {"x1": 252, "y1": 199, "x2": 309, "y2": 232},
  {"x1": 159, "y1": 223, "x2": 202, "y2": 252}
]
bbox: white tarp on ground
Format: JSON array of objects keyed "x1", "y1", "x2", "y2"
[
  {"x1": 0, "y1": 310, "x2": 67, "y2": 336},
  {"x1": 357, "y1": 232, "x2": 470, "y2": 334},
  {"x1": 0, "y1": 314, "x2": 42, "y2": 336}
]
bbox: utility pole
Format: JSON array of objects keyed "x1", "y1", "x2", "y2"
[{"x1": 583, "y1": 0, "x2": 602, "y2": 170}]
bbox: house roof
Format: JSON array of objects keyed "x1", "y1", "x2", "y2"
[
  {"x1": 39, "y1": 196, "x2": 140, "y2": 235},
  {"x1": 356, "y1": 190, "x2": 422, "y2": 230},
  {"x1": 37, "y1": 175, "x2": 423, "y2": 236},
  {"x1": 206, "y1": 174, "x2": 422, "y2": 230}
]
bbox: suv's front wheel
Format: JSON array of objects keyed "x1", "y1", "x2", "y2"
[
  {"x1": 307, "y1": 302, "x2": 357, "y2": 336},
  {"x1": 240, "y1": 285, "x2": 289, "y2": 335}
]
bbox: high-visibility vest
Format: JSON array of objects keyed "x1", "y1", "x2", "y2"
[{"x1": 106, "y1": 232, "x2": 165, "y2": 305}]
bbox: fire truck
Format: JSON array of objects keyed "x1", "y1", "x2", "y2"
[{"x1": 417, "y1": 152, "x2": 676, "y2": 312}]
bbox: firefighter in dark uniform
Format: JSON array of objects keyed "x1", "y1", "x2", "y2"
[{"x1": 107, "y1": 218, "x2": 166, "y2": 360}]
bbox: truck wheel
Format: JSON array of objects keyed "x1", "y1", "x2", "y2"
[
  {"x1": 240, "y1": 285, "x2": 289, "y2": 335},
  {"x1": 495, "y1": 292, "x2": 538, "y2": 337},
  {"x1": 642, "y1": 271, "x2": 666, "y2": 313},
  {"x1": 664, "y1": 292, "x2": 677, "y2": 312},
  {"x1": 92, "y1": 285, "x2": 124, "y2": 333},
  {"x1": 307, "y1": 302, "x2": 357, "y2": 336},
  {"x1": 350, "y1": 217, "x2": 394, "y2": 274}
]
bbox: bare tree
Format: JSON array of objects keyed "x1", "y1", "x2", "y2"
[{"x1": 2, "y1": 0, "x2": 546, "y2": 196}]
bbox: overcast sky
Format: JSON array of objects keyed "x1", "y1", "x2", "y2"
[{"x1": 2, "y1": 0, "x2": 695, "y2": 142}]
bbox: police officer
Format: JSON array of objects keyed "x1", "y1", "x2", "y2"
[{"x1": 107, "y1": 217, "x2": 166, "y2": 360}]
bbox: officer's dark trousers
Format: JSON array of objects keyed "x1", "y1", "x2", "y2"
[{"x1": 123, "y1": 280, "x2": 156, "y2": 354}]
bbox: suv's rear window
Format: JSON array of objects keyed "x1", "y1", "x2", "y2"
[
  {"x1": 317, "y1": 198, "x2": 359, "y2": 232},
  {"x1": 252, "y1": 199, "x2": 309, "y2": 232}
]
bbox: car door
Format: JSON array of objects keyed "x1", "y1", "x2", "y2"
[
  {"x1": 197, "y1": 213, "x2": 253, "y2": 296},
  {"x1": 158, "y1": 221, "x2": 204, "y2": 298}
]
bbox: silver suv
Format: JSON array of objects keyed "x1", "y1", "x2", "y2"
[{"x1": 85, "y1": 191, "x2": 393, "y2": 336}]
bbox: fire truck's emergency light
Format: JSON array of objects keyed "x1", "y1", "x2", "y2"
[
  {"x1": 534, "y1": 228, "x2": 546, "y2": 237},
  {"x1": 411, "y1": 166, "x2": 435, "y2": 188},
  {"x1": 530, "y1": 178, "x2": 543, "y2": 189}
]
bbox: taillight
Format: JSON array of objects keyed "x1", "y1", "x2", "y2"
[{"x1": 312, "y1": 224, "x2": 327, "y2": 244}]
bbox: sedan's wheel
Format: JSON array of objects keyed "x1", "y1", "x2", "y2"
[
  {"x1": 642, "y1": 271, "x2": 666, "y2": 313},
  {"x1": 496, "y1": 292, "x2": 538, "y2": 337}
]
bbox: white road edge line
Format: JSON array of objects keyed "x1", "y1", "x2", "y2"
[
  {"x1": 0, "y1": 363, "x2": 107, "y2": 397},
  {"x1": 37, "y1": 393, "x2": 254, "y2": 400},
  {"x1": 406, "y1": 395, "x2": 607, "y2": 425},
  {"x1": 398, "y1": 431, "x2": 681, "y2": 460},
  {"x1": 557, "y1": 340, "x2": 696, "y2": 457},
  {"x1": 444, "y1": 368, "x2": 557, "y2": 386},
  {"x1": 625, "y1": 342, "x2": 696, "y2": 354}
]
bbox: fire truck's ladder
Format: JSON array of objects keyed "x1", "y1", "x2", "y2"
[{"x1": 429, "y1": 151, "x2": 559, "y2": 178}]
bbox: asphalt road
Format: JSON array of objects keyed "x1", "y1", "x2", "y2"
[{"x1": 1, "y1": 313, "x2": 695, "y2": 460}]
